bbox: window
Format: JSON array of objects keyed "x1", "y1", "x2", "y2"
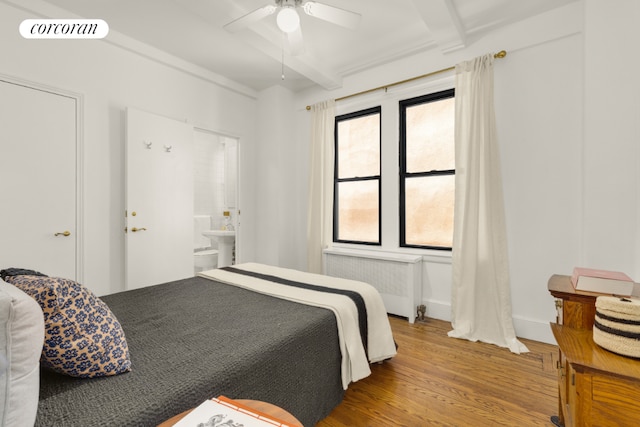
[
  {"x1": 334, "y1": 107, "x2": 381, "y2": 244},
  {"x1": 400, "y1": 89, "x2": 455, "y2": 250}
]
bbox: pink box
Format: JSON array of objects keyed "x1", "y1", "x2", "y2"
[{"x1": 571, "y1": 267, "x2": 634, "y2": 296}]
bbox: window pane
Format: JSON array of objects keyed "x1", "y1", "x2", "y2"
[
  {"x1": 337, "y1": 180, "x2": 379, "y2": 243},
  {"x1": 337, "y1": 113, "x2": 380, "y2": 179},
  {"x1": 404, "y1": 175, "x2": 454, "y2": 247},
  {"x1": 406, "y1": 97, "x2": 454, "y2": 173}
]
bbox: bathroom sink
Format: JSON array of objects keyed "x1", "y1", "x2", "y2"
[
  {"x1": 202, "y1": 230, "x2": 235, "y2": 241},
  {"x1": 202, "y1": 230, "x2": 235, "y2": 267}
]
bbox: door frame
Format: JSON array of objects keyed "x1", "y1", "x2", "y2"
[
  {"x1": 193, "y1": 126, "x2": 241, "y2": 263},
  {"x1": 0, "y1": 73, "x2": 84, "y2": 282}
]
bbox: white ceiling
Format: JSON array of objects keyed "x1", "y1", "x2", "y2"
[{"x1": 39, "y1": 0, "x2": 576, "y2": 93}]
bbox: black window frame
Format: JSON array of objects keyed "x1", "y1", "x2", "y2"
[
  {"x1": 333, "y1": 106, "x2": 382, "y2": 245},
  {"x1": 399, "y1": 88, "x2": 455, "y2": 250}
]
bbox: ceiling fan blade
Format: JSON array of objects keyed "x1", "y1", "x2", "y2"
[
  {"x1": 302, "y1": 1, "x2": 361, "y2": 30},
  {"x1": 223, "y1": 5, "x2": 277, "y2": 33},
  {"x1": 287, "y1": 27, "x2": 305, "y2": 56}
]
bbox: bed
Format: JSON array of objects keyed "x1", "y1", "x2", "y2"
[{"x1": 4, "y1": 263, "x2": 396, "y2": 427}]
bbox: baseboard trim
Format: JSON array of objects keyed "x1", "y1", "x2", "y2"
[{"x1": 419, "y1": 300, "x2": 556, "y2": 345}]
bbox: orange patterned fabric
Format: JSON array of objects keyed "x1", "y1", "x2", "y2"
[{"x1": 7, "y1": 275, "x2": 131, "y2": 378}]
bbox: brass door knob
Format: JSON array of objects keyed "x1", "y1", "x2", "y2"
[
  {"x1": 54, "y1": 231, "x2": 71, "y2": 237},
  {"x1": 131, "y1": 227, "x2": 147, "y2": 232}
]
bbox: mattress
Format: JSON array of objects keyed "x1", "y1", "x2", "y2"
[
  {"x1": 36, "y1": 276, "x2": 344, "y2": 427},
  {"x1": 200, "y1": 263, "x2": 398, "y2": 389}
]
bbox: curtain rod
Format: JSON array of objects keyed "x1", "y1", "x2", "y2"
[{"x1": 306, "y1": 50, "x2": 507, "y2": 110}]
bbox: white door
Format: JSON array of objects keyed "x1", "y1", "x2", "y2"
[
  {"x1": 0, "y1": 79, "x2": 78, "y2": 280},
  {"x1": 125, "y1": 108, "x2": 194, "y2": 289}
]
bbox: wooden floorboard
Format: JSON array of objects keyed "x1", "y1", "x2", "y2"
[{"x1": 317, "y1": 316, "x2": 559, "y2": 426}]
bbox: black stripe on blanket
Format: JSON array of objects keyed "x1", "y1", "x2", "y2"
[{"x1": 222, "y1": 266, "x2": 368, "y2": 354}]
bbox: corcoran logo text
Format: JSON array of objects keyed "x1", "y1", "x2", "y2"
[{"x1": 20, "y1": 19, "x2": 109, "y2": 39}]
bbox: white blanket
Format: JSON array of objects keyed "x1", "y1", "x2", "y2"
[{"x1": 198, "y1": 263, "x2": 397, "y2": 389}]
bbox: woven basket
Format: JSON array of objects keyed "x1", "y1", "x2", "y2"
[{"x1": 593, "y1": 296, "x2": 640, "y2": 359}]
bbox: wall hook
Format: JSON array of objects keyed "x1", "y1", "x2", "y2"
[
  {"x1": 164, "y1": 145, "x2": 172, "y2": 153},
  {"x1": 144, "y1": 141, "x2": 152, "y2": 149}
]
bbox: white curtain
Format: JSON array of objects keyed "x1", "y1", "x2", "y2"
[
  {"x1": 307, "y1": 100, "x2": 336, "y2": 273},
  {"x1": 448, "y1": 54, "x2": 528, "y2": 354}
]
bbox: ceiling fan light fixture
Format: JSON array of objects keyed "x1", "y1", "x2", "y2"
[
  {"x1": 277, "y1": 7, "x2": 300, "y2": 33},
  {"x1": 302, "y1": 2, "x2": 314, "y2": 16}
]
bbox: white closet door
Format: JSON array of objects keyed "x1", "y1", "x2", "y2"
[
  {"x1": 0, "y1": 79, "x2": 77, "y2": 279},
  {"x1": 125, "y1": 108, "x2": 194, "y2": 289}
]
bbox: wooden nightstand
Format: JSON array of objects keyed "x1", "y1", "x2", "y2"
[{"x1": 548, "y1": 274, "x2": 640, "y2": 427}]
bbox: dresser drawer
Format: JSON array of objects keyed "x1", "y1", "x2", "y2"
[{"x1": 591, "y1": 374, "x2": 640, "y2": 427}]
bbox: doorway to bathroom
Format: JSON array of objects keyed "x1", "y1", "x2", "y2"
[{"x1": 193, "y1": 128, "x2": 239, "y2": 273}]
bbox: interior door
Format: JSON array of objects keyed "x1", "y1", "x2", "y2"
[
  {"x1": 0, "y1": 78, "x2": 77, "y2": 280},
  {"x1": 125, "y1": 108, "x2": 194, "y2": 289}
]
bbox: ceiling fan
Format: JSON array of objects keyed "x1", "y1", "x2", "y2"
[{"x1": 223, "y1": 0, "x2": 362, "y2": 55}]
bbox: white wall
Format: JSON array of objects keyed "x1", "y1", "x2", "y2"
[
  {"x1": 0, "y1": 2, "x2": 258, "y2": 296},
  {"x1": 496, "y1": 33, "x2": 583, "y2": 340},
  {"x1": 583, "y1": 0, "x2": 640, "y2": 276},
  {"x1": 280, "y1": 0, "x2": 640, "y2": 344},
  {"x1": 254, "y1": 85, "x2": 309, "y2": 269},
  {"x1": 194, "y1": 132, "x2": 226, "y2": 230}
]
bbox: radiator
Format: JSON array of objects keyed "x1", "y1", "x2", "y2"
[{"x1": 323, "y1": 248, "x2": 422, "y2": 323}]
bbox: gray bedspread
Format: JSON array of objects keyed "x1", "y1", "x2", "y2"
[{"x1": 36, "y1": 276, "x2": 344, "y2": 427}]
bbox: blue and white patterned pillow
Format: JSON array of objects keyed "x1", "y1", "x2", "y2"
[{"x1": 7, "y1": 275, "x2": 131, "y2": 378}]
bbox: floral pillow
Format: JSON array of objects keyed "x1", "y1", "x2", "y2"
[{"x1": 5, "y1": 274, "x2": 131, "y2": 378}]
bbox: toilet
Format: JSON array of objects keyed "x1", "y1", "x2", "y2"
[{"x1": 193, "y1": 215, "x2": 218, "y2": 273}]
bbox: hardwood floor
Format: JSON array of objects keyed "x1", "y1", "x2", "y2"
[{"x1": 317, "y1": 316, "x2": 559, "y2": 427}]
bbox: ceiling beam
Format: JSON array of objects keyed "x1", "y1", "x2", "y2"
[{"x1": 411, "y1": 0, "x2": 466, "y2": 54}]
